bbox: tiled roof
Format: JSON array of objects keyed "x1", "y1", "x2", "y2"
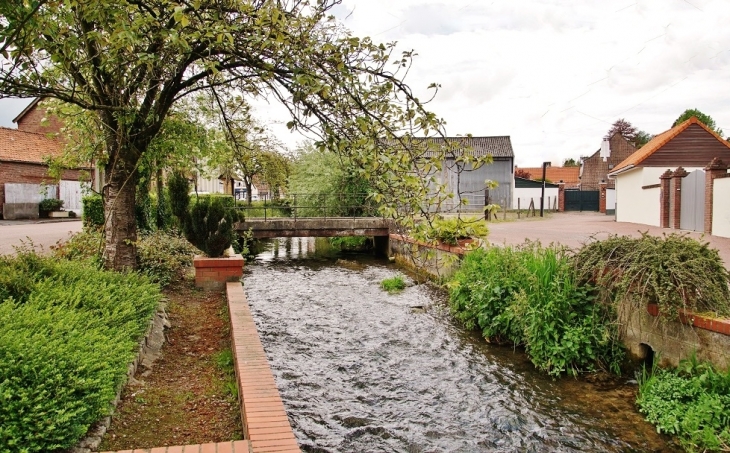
[
  {"x1": 0, "y1": 126, "x2": 63, "y2": 164},
  {"x1": 390, "y1": 136, "x2": 514, "y2": 158},
  {"x1": 610, "y1": 117, "x2": 730, "y2": 174},
  {"x1": 517, "y1": 166, "x2": 580, "y2": 183}
]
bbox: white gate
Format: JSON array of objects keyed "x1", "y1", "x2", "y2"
[
  {"x1": 59, "y1": 180, "x2": 86, "y2": 213},
  {"x1": 680, "y1": 170, "x2": 705, "y2": 232}
]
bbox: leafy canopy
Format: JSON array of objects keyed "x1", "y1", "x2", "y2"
[{"x1": 673, "y1": 108, "x2": 723, "y2": 136}]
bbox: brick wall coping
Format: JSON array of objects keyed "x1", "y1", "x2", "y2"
[
  {"x1": 193, "y1": 255, "x2": 245, "y2": 268},
  {"x1": 389, "y1": 233, "x2": 474, "y2": 256},
  {"x1": 646, "y1": 303, "x2": 730, "y2": 336},
  {"x1": 101, "y1": 283, "x2": 299, "y2": 453}
]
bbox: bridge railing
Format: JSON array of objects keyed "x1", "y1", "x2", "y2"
[{"x1": 233, "y1": 193, "x2": 382, "y2": 221}]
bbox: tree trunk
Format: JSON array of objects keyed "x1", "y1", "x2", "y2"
[
  {"x1": 245, "y1": 180, "x2": 253, "y2": 205},
  {"x1": 103, "y1": 163, "x2": 139, "y2": 270}
]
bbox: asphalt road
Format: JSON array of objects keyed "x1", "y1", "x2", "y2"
[
  {"x1": 0, "y1": 219, "x2": 83, "y2": 255},
  {"x1": 488, "y1": 211, "x2": 730, "y2": 269}
]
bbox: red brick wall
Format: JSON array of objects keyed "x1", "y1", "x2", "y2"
[
  {"x1": 15, "y1": 103, "x2": 64, "y2": 135},
  {"x1": 705, "y1": 158, "x2": 730, "y2": 234},
  {"x1": 581, "y1": 134, "x2": 638, "y2": 190},
  {"x1": 0, "y1": 161, "x2": 81, "y2": 216}
]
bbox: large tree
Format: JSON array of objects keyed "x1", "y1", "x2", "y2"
[
  {"x1": 0, "y1": 1, "x2": 461, "y2": 269},
  {"x1": 673, "y1": 108, "x2": 723, "y2": 136},
  {"x1": 604, "y1": 118, "x2": 652, "y2": 148}
]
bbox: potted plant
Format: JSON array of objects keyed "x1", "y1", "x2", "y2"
[
  {"x1": 39, "y1": 198, "x2": 67, "y2": 218},
  {"x1": 169, "y1": 172, "x2": 244, "y2": 290}
]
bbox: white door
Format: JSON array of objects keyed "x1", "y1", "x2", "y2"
[{"x1": 59, "y1": 180, "x2": 86, "y2": 213}]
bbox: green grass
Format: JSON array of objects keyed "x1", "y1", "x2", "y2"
[{"x1": 381, "y1": 275, "x2": 407, "y2": 293}]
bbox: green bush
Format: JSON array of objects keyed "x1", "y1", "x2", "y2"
[
  {"x1": 381, "y1": 275, "x2": 407, "y2": 293},
  {"x1": 448, "y1": 243, "x2": 623, "y2": 376},
  {"x1": 415, "y1": 216, "x2": 488, "y2": 246},
  {"x1": 39, "y1": 198, "x2": 63, "y2": 212},
  {"x1": 185, "y1": 197, "x2": 241, "y2": 257},
  {"x1": 0, "y1": 253, "x2": 160, "y2": 453},
  {"x1": 329, "y1": 236, "x2": 371, "y2": 251},
  {"x1": 574, "y1": 233, "x2": 730, "y2": 321},
  {"x1": 136, "y1": 230, "x2": 198, "y2": 286},
  {"x1": 637, "y1": 357, "x2": 730, "y2": 452},
  {"x1": 82, "y1": 194, "x2": 104, "y2": 227}
]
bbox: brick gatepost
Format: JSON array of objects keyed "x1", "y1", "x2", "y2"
[
  {"x1": 705, "y1": 158, "x2": 729, "y2": 234},
  {"x1": 670, "y1": 167, "x2": 688, "y2": 229},
  {"x1": 599, "y1": 182, "x2": 607, "y2": 213},
  {"x1": 557, "y1": 183, "x2": 565, "y2": 212},
  {"x1": 659, "y1": 169, "x2": 673, "y2": 228}
]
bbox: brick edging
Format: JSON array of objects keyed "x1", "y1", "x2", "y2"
[
  {"x1": 646, "y1": 304, "x2": 730, "y2": 336},
  {"x1": 226, "y1": 282, "x2": 300, "y2": 453}
]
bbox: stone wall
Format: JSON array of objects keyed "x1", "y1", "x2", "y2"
[{"x1": 619, "y1": 300, "x2": 730, "y2": 370}]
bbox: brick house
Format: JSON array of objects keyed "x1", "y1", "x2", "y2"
[
  {"x1": 608, "y1": 117, "x2": 730, "y2": 233},
  {"x1": 580, "y1": 133, "x2": 637, "y2": 190},
  {"x1": 515, "y1": 165, "x2": 580, "y2": 188},
  {"x1": 0, "y1": 98, "x2": 87, "y2": 218}
]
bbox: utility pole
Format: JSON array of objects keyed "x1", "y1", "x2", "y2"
[{"x1": 540, "y1": 161, "x2": 550, "y2": 217}]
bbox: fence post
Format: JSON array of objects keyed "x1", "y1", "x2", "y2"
[{"x1": 518, "y1": 198, "x2": 521, "y2": 219}]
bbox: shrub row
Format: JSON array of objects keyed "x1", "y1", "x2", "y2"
[{"x1": 0, "y1": 252, "x2": 160, "y2": 453}]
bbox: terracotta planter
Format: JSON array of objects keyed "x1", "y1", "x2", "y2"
[{"x1": 193, "y1": 254, "x2": 244, "y2": 291}]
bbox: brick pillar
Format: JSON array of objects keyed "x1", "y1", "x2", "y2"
[
  {"x1": 659, "y1": 169, "x2": 673, "y2": 228},
  {"x1": 705, "y1": 158, "x2": 729, "y2": 234},
  {"x1": 558, "y1": 184, "x2": 565, "y2": 212},
  {"x1": 670, "y1": 167, "x2": 688, "y2": 229},
  {"x1": 599, "y1": 182, "x2": 607, "y2": 213}
]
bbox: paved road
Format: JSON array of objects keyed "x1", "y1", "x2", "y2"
[
  {"x1": 0, "y1": 219, "x2": 83, "y2": 255},
  {"x1": 488, "y1": 212, "x2": 730, "y2": 269}
]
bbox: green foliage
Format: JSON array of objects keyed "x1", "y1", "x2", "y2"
[
  {"x1": 573, "y1": 234, "x2": 730, "y2": 321},
  {"x1": 236, "y1": 199, "x2": 290, "y2": 218},
  {"x1": 136, "y1": 230, "x2": 198, "y2": 286},
  {"x1": 562, "y1": 158, "x2": 580, "y2": 167},
  {"x1": 329, "y1": 236, "x2": 371, "y2": 251},
  {"x1": 184, "y1": 197, "x2": 241, "y2": 258},
  {"x1": 82, "y1": 195, "x2": 104, "y2": 228},
  {"x1": 448, "y1": 243, "x2": 624, "y2": 376},
  {"x1": 381, "y1": 275, "x2": 407, "y2": 293},
  {"x1": 0, "y1": 252, "x2": 160, "y2": 453},
  {"x1": 415, "y1": 216, "x2": 488, "y2": 246},
  {"x1": 673, "y1": 108, "x2": 723, "y2": 136},
  {"x1": 192, "y1": 193, "x2": 235, "y2": 207},
  {"x1": 214, "y1": 348, "x2": 238, "y2": 399},
  {"x1": 637, "y1": 357, "x2": 730, "y2": 452},
  {"x1": 51, "y1": 227, "x2": 104, "y2": 266},
  {"x1": 39, "y1": 198, "x2": 63, "y2": 212},
  {"x1": 167, "y1": 172, "x2": 191, "y2": 222}
]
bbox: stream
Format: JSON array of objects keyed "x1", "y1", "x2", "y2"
[{"x1": 242, "y1": 238, "x2": 678, "y2": 453}]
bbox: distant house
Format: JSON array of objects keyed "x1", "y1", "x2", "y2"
[
  {"x1": 396, "y1": 136, "x2": 515, "y2": 210},
  {"x1": 608, "y1": 117, "x2": 730, "y2": 232},
  {"x1": 515, "y1": 165, "x2": 580, "y2": 189},
  {"x1": 580, "y1": 133, "x2": 637, "y2": 191},
  {"x1": 513, "y1": 177, "x2": 559, "y2": 210},
  {"x1": 0, "y1": 99, "x2": 89, "y2": 219}
]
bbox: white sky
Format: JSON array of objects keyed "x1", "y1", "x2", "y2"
[{"x1": 2, "y1": 0, "x2": 730, "y2": 166}]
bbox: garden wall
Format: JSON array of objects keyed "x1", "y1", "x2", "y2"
[{"x1": 620, "y1": 300, "x2": 730, "y2": 370}]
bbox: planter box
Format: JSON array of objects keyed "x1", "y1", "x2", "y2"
[
  {"x1": 193, "y1": 254, "x2": 244, "y2": 291},
  {"x1": 48, "y1": 211, "x2": 70, "y2": 218}
]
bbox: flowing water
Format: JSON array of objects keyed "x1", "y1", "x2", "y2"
[{"x1": 243, "y1": 238, "x2": 678, "y2": 453}]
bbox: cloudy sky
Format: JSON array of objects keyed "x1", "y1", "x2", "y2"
[{"x1": 2, "y1": 0, "x2": 729, "y2": 166}]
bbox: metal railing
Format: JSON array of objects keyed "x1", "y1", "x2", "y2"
[{"x1": 233, "y1": 193, "x2": 381, "y2": 221}]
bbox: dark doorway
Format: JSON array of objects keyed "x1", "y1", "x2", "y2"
[{"x1": 564, "y1": 189, "x2": 599, "y2": 211}]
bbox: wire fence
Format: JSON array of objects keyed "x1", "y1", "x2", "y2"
[{"x1": 234, "y1": 193, "x2": 380, "y2": 220}]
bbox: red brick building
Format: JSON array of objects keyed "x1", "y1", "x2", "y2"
[
  {"x1": 0, "y1": 99, "x2": 85, "y2": 218},
  {"x1": 580, "y1": 133, "x2": 638, "y2": 190}
]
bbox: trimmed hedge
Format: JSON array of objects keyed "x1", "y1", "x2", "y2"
[
  {"x1": 0, "y1": 253, "x2": 160, "y2": 453},
  {"x1": 82, "y1": 194, "x2": 104, "y2": 228}
]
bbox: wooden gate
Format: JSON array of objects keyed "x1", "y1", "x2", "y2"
[
  {"x1": 59, "y1": 180, "x2": 86, "y2": 213},
  {"x1": 680, "y1": 170, "x2": 705, "y2": 232},
  {"x1": 564, "y1": 189, "x2": 599, "y2": 211}
]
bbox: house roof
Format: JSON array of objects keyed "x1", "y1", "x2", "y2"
[
  {"x1": 610, "y1": 117, "x2": 730, "y2": 175},
  {"x1": 11, "y1": 98, "x2": 41, "y2": 124},
  {"x1": 516, "y1": 166, "x2": 580, "y2": 184},
  {"x1": 392, "y1": 136, "x2": 514, "y2": 159},
  {"x1": 515, "y1": 176, "x2": 559, "y2": 188},
  {"x1": 0, "y1": 126, "x2": 63, "y2": 164}
]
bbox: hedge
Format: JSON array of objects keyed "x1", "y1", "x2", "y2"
[{"x1": 0, "y1": 253, "x2": 160, "y2": 453}]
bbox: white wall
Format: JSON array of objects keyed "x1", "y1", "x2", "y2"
[
  {"x1": 615, "y1": 168, "x2": 660, "y2": 226},
  {"x1": 4, "y1": 183, "x2": 56, "y2": 203},
  {"x1": 606, "y1": 188, "x2": 616, "y2": 211},
  {"x1": 615, "y1": 167, "x2": 704, "y2": 226},
  {"x1": 713, "y1": 177, "x2": 730, "y2": 238},
  {"x1": 513, "y1": 187, "x2": 559, "y2": 210}
]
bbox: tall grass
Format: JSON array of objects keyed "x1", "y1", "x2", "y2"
[{"x1": 448, "y1": 242, "x2": 624, "y2": 376}]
